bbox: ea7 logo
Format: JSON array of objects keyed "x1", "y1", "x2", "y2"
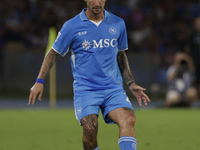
[
  {"x1": 93, "y1": 38, "x2": 117, "y2": 48},
  {"x1": 79, "y1": 31, "x2": 87, "y2": 36}
]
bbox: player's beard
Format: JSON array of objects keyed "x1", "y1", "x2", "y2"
[{"x1": 90, "y1": 6, "x2": 103, "y2": 15}]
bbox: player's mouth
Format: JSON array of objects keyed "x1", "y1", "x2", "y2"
[{"x1": 93, "y1": 7, "x2": 102, "y2": 11}]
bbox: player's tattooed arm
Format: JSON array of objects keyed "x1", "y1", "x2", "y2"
[
  {"x1": 28, "y1": 49, "x2": 59, "y2": 105},
  {"x1": 117, "y1": 51, "x2": 135, "y2": 87},
  {"x1": 81, "y1": 114, "x2": 98, "y2": 150},
  {"x1": 118, "y1": 51, "x2": 150, "y2": 106},
  {"x1": 37, "y1": 49, "x2": 59, "y2": 79}
]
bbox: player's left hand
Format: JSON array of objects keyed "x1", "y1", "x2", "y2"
[{"x1": 129, "y1": 83, "x2": 151, "y2": 107}]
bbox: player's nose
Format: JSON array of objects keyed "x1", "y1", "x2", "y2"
[{"x1": 93, "y1": 0, "x2": 101, "y2": 6}]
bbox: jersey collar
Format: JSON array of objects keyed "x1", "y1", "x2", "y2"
[{"x1": 80, "y1": 8, "x2": 111, "y2": 21}]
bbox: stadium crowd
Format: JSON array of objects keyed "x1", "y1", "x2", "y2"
[{"x1": 1, "y1": 0, "x2": 200, "y2": 85}]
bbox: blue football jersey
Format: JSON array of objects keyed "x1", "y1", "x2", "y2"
[{"x1": 52, "y1": 9, "x2": 128, "y2": 91}]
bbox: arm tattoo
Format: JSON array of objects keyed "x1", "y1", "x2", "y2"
[
  {"x1": 37, "y1": 49, "x2": 59, "y2": 79},
  {"x1": 81, "y1": 114, "x2": 98, "y2": 150},
  {"x1": 117, "y1": 51, "x2": 135, "y2": 86}
]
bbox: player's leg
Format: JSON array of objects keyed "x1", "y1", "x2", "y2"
[
  {"x1": 107, "y1": 107, "x2": 137, "y2": 150},
  {"x1": 81, "y1": 114, "x2": 99, "y2": 150},
  {"x1": 102, "y1": 88, "x2": 137, "y2": 150},
  {"x1": 108, "y1": 107, "x2": 135, "y2": 137},
  {"x1": 74, "y1": 90, "x2": 103, "y2": 150}
]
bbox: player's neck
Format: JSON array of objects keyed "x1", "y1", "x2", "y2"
[{"x1": 85, "y1": 9, "x2": 104, "y2": 22}]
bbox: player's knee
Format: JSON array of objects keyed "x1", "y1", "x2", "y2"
[
  {"x1": 83, "y1": 122, "x2": 98, "y2": 134},
  {"x1": 119, "y1": 114, "x2": 135, "y2": 129},
  {"x1": 126, "y1": 114, "x2": 135, "y2": 127}
]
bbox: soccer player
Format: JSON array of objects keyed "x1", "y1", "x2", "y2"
[{"x1": 28, "y1": 0, "x2": 151, "y2": 150}]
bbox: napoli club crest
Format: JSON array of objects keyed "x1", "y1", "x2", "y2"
[{"x1": 109, "y1": 27, "x2": 116, "y2": 34}]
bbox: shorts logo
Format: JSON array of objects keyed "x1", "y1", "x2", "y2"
[
  {"x1": 77, "y1": 107, "x2": 82, "y2": 115},
  {"x1": 126, "y1": 97, "x2": 131, "y2": 104},
  {"x1": 82, "y1": 39, "x2": 92, "y2": 50},
  {"x1": 109, "y1": 27, "x2": 116, "y2": 34}
]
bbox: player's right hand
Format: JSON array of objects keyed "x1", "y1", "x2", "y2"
[{"x1": 28, "y1": 83, "x2": 44, "y2": 105}]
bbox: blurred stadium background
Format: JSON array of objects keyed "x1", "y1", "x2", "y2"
[
  {"x1": 1, "y1": 0, "x2": 200, "y2": 107},
  {"x1": 0, "y1": 0, "x2": 200, "y2": 150}
]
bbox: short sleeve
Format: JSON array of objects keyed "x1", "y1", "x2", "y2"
[
  {"x1": 52, "y1": 21, "x2": 73, "y2": 56},
  {"x1": 117, "y1": 20, "x2": 128, "y2": 51}
]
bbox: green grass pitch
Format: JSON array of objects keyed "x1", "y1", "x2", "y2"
[{"x1": 0, "y1": 108, "x2": 199, "y2": 150}]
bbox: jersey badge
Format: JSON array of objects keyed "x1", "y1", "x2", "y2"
[{"x1": 109, "y1": 27, "x2": 116, "y2": 34}]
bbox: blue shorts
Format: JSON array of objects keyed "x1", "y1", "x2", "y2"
[{"x1": 74, "y1": 87, "x2": 134, "y2": 124}]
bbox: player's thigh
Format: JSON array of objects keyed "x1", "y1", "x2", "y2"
[
  {"x1": 74, "y1": 90, "x2": 103, "y2": 124},
  {"x1": 102, "y1": 88, "x2": 134, "y2": 124},
  {"x1": 81, "y1": 114, "x2": 98, "y2": 132},
  {"x1": 107, "y1": 107, "x2": 135, "y2": 127}
]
